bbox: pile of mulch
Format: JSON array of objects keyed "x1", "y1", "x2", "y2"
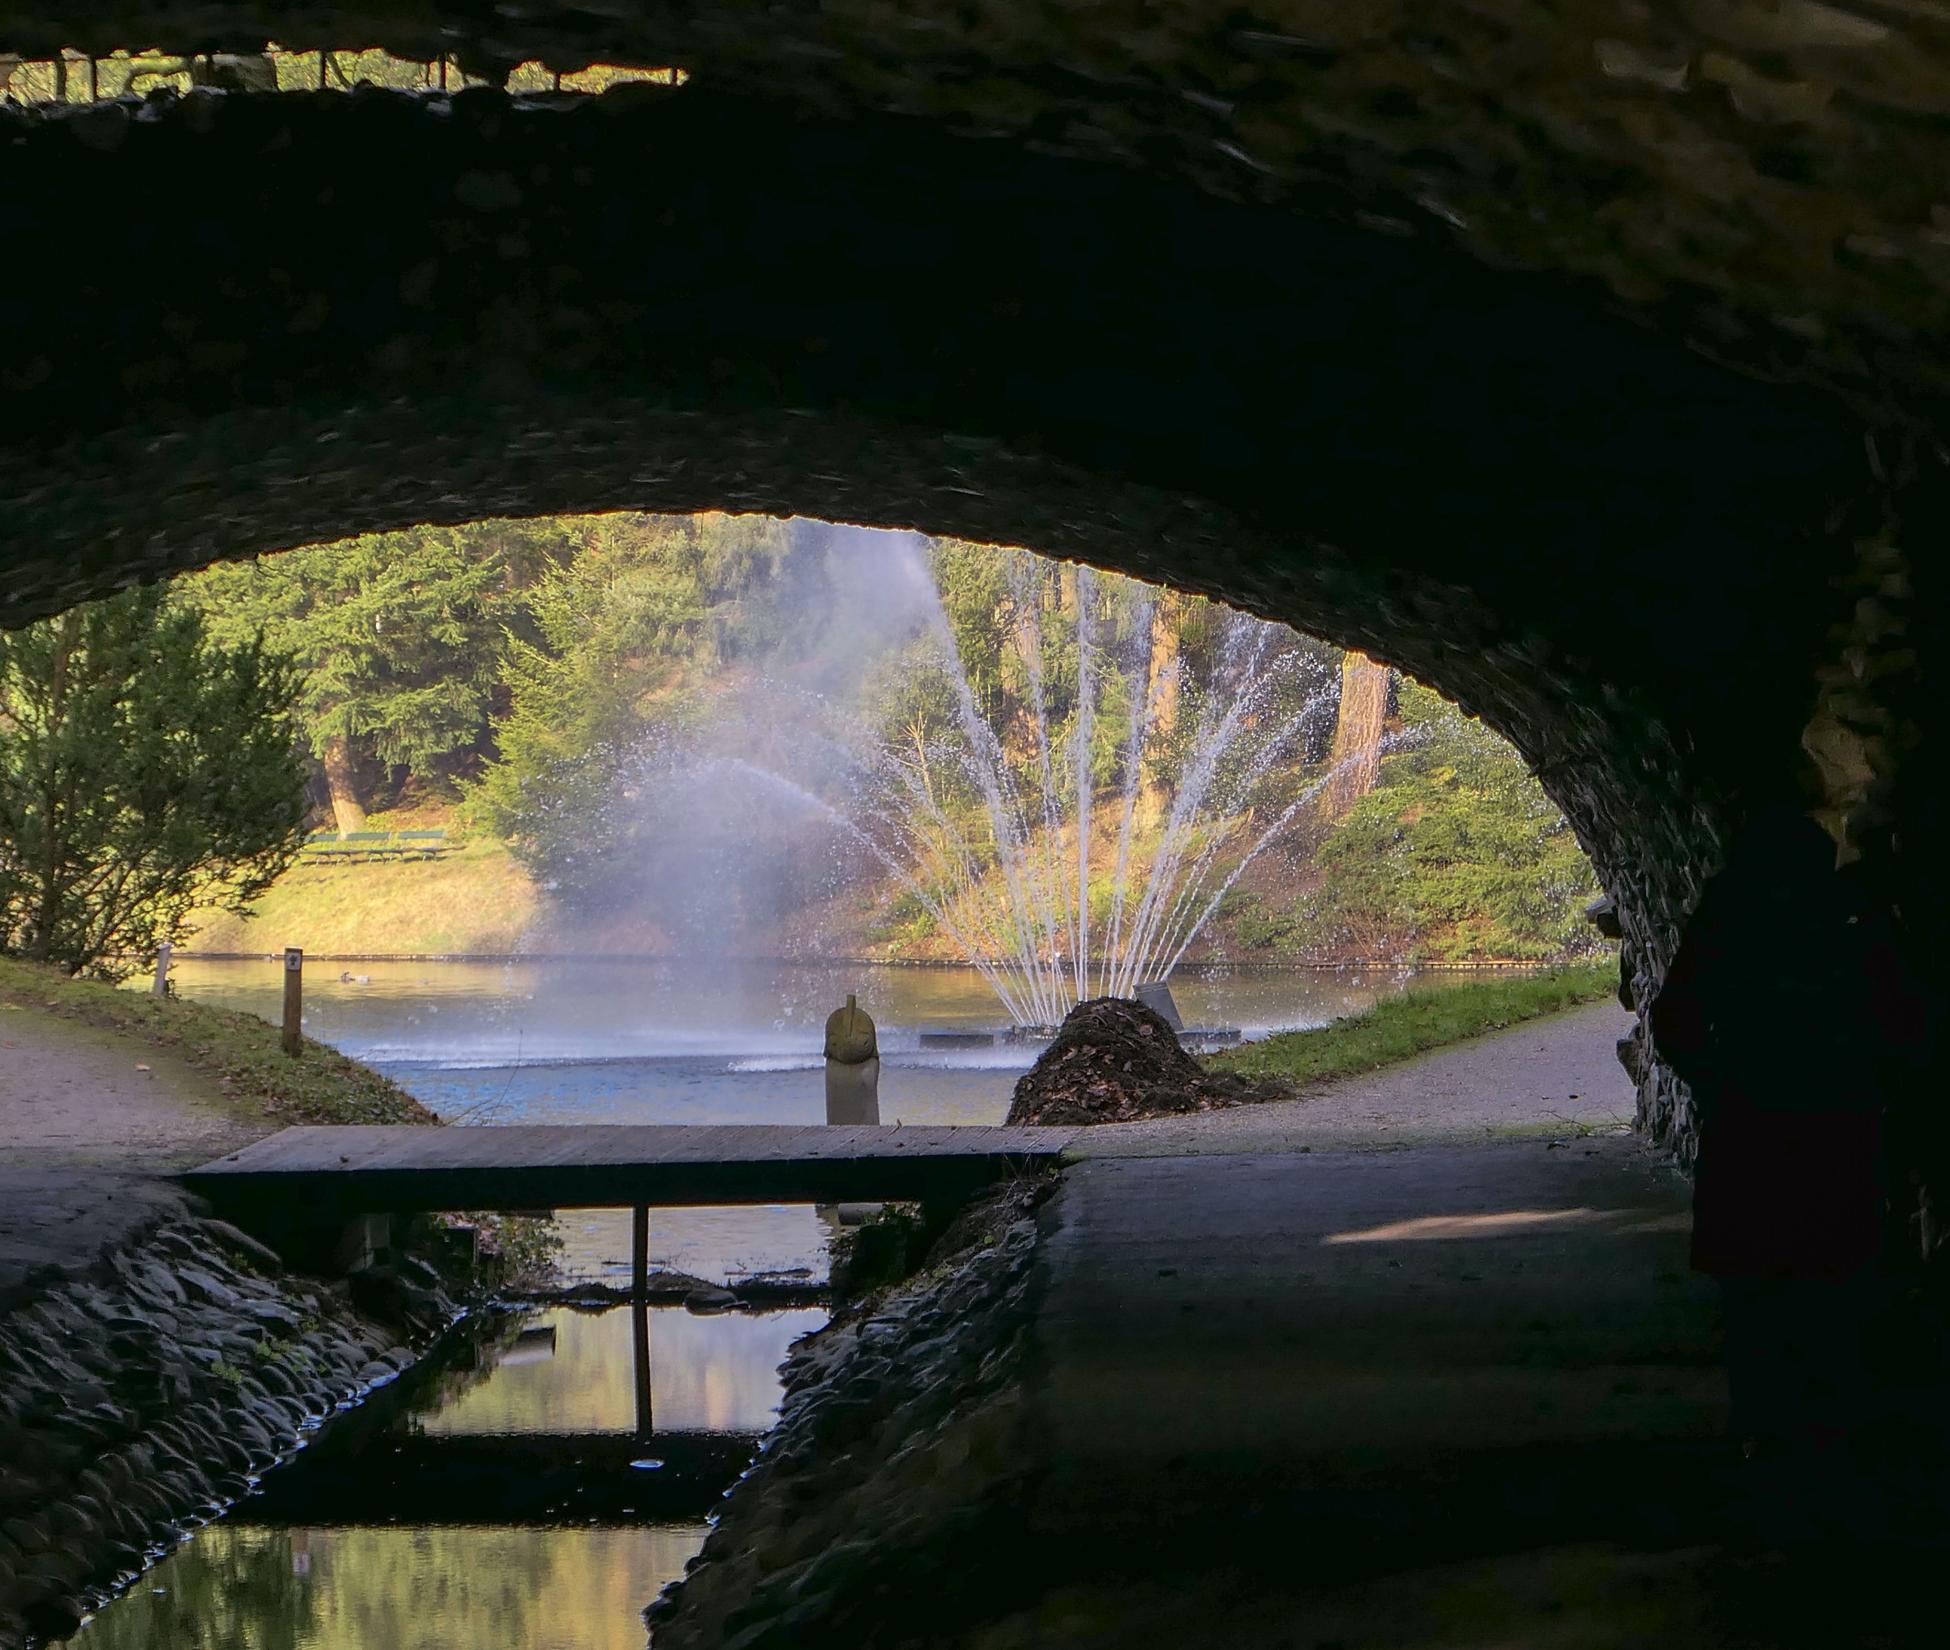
[{"x1": 1005, "y1": 997, "x2": 1290, "y2": 1126}]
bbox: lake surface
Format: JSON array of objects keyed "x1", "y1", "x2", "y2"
[
  {"x1": 66, "y1": 957, "x2": 1433, "y2": 1645},
  {"x1": 168, "y1": 954, "x2": 1421, "y2": 1105}
]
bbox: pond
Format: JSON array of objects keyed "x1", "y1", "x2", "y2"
[{"x1": 67, "y1": 957, "x2": 1434, "y2": 1645}]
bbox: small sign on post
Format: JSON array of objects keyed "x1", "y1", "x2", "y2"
[{"x1": 281, "y1": 947, "x2": 303, "y2": 1056}]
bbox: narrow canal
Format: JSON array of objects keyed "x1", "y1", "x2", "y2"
[
  {"x1": 60, "y1": 1298, "x2": 826, "y2": 1649},
  {"x1": 63, "y1": 958, "x2": 1435, "y2": 1646}
]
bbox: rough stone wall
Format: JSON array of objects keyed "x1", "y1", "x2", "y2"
[
  {"x1": 0, "y1": 1196, "x2": 454, "y2": 1644},
  {"x1": 647, "y1": 1192, "x2": 1047, "y2": 1648},
  {"x1": 10, "y1": 3, "x2": 1950, "y2": 427}
]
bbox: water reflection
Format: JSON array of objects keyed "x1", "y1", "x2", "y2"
[
  {"x1": 68, "y1": 1526, "x2": 701, "y2": 1650},
  {"x1": 71, "y1": 958, "x2": 1451, "y2": 1646},
  {"x1": 60, "y1": 1304, "x2": 822, "y2": 1650},
  {"x1": 426, "y1": 1306, "x2": 824, "y2": 1437}
]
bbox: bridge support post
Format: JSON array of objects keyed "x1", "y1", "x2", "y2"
[{"x1": 632, "y1": 1205, "x2": 653, "y2": 1437}]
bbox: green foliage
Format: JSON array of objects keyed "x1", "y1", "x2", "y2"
[
  {"x1": 1207, "y1": 962, "x2": 1618, "y2": 1085},
  {"x1": 154, "y1": 513, "x2": 1603, "y2": 963},
  {"x1": 1219, "y1": 889, "x2": 1304, "y2": 953},
  {"x1": 465, "y1": 513, "x2": 791, "y2": 902},
  {"x1": 866, "y1": 884, "x2": 939, "y2": 947},
  {"x1": 1292, "y1": 681, "x2": 1601, "y2": 962},
  {"x1": 188, "y1": 524, "x2": 531, "y2": 778},
  {"x1": 0, "y1": 589, "x2": 308, "y2": 979}
]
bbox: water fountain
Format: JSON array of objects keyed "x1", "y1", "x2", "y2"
[
  {"x1": 823, "y1": 543, "x2": 1405, "y2": 1030},
  {"x1": 604, "y1": 526, "x2": 1414, "y2": 1031}
]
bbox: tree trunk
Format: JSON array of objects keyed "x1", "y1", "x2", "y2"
[
  {"x1": 322, "y1": 736, "x2": 367, "y2": 833},
  {"x1": 1138, "y1": 593, "x2": 1181, "y2": 822},
  {"x1": 1148, "y1": 594, "x2": 1181, "y2": 748},
  {"x1": 1320, "y1": 651, "x2": 1392, "y2": 821},
  {"x1": 28, "y1": 611, "x2": 81, "y2": 961}
]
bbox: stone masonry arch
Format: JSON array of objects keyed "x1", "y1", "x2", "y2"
[{"x1": 2, "y1": 23, "x2": 1946, "y2": 1179}]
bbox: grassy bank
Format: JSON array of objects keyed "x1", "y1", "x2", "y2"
[
  {"x1": 188, "y1": 813, "x2": 541, "y2": 956},
  {"x1": 1206, "y1": 960, "x2": 1617, "y2": 1087},
  {"x1": 0, "y1": 956, "x2": 435, "y2": 1126}
]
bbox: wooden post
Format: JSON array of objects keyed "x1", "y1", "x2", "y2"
[
  {"x1": 281, "y1": 947, "x2": 303, "y2": 1056},
  {"x1": 631, "y1": 1204, "x2": 653, "y2": 1437},
  {"x1": 151, "y1": 940, "x2": 172, "y2": 997}
]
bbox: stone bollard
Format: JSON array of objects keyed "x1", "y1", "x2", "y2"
[
  {"x1": 824, "y1": 995, "x2": 881, "y2": 1230},
  {"x1": 824, "y1": 994, "x2": 880, "y2": 1125}
]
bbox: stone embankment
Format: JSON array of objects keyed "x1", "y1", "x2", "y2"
[
  {"x1": 0, "y1": 1195, "x2": 459, "y2": 1647},
  {"x1": 646, "y1": 1185, "x2": 1049, "y2": 1649}
]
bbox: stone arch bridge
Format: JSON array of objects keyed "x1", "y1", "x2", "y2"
[{"x1": 3, "y1": 2, "x2": 1949, "y2": 1182}]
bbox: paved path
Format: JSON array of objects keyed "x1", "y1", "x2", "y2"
[
  {"x1": 977, "y1": 1004, "x2": 1788, "y2": 1648},
  {"x1": 0, "y1": 1000, "x2": 258, "y2": 1306},
  {"x1": 0, "y1": 1000, "x2": 256, "y2": 1171},
  {"x1": 1073, "y1": 999, "x2": 1638, "y2": 1157}
]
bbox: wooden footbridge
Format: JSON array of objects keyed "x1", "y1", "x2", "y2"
[{"x1": 182, "y1": 1123, "x2": 1075, "y2": 1221}]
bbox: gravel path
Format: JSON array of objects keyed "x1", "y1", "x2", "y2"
[
  {"x1": 0, "y1": 1000, "x2": 264, "y2": 1306},
  {"x1": 0, "y1": 1001, "x2": 257, "y2": 1172}
]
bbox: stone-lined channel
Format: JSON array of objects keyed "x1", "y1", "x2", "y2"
[{"x1": 56, "y1": 1300, "x2": 826, "y2": 1648}]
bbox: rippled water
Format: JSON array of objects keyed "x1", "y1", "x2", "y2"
[{"x1": 167, "y1": 955, "x2": 1420, "y2": 1079}]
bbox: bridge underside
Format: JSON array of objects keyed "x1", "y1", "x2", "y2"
[{"x1": 4, "y1": 4, "x2": 1949, "y2": 1182}]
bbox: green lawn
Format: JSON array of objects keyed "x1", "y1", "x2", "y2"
[
  {"x1": 0, "y1": 956, "x2": 436, "y2": 1127},
  {"x1": 1205, "y1": 961, "x2": 1617, "y2": 1087},
  {"x1": 187, "y1": 814, "x2": 540, "y2": 957}
]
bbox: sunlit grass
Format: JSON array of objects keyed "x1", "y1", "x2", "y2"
[
  {"x1": 1205, "y1": 960, "x2": 1616, "y2": 1087},
  {"x1": 187, "y1": 808, "x2": 540, "y2": 957}
]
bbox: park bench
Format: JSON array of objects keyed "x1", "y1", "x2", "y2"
[
  {"x1": 300, "y1": 828, "x2": 458, "y2": 864},
  {"x1": 336, "y1": 830, "x2": 396, "y2": 861}
]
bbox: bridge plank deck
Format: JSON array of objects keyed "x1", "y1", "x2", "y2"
[{"x1": 181, "y1": 1123, "x2": 1072, "y2": 1214}]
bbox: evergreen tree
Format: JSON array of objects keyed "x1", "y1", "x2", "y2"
[
  {"x1": 1297, "y1": 681, "x2": 1599, "y2": 961},
  {"x1": 0, "y1": 589, "x2": 307, "y2": 978},
  {"x1": 187, "y1": 526, "x2": 526, "y2": 828},
  {"x1": 466, "y1": 513, "x2": 789, "y2": 900}
]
